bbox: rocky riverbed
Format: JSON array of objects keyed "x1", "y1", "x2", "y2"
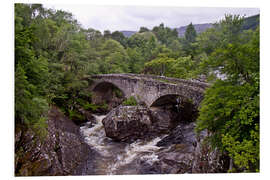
[
  {"x1": 15, "y1": 105, "x2": 229, "y2": 176},
  {"x1": 78, "y1": 105, "x2": 229, "y2": 174}
]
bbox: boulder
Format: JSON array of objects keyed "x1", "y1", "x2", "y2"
[
  {"x1": 15, "y1": 106, "x2": 98, "y2": 176},
  {"x1": 154, "y1": 122, "x2": 229, "y2": 173},
  {"x1": 149, "y1": 107, "x2": 178, "y2": 133},
  {"x1": 102, "y1": 105, "x2": 152, "y2": 142}
]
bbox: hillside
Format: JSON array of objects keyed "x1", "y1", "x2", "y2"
[
  {"x1": 177, "y1": 23, "x2": 213, "y2": 37},
  {"x1": 120, "y1": 30, "x2": 136, "y2": 37},
  {"x1": 241, "y1": 14, "x2": 260, "y2": 30},
  {"x1": 120, "y1": 14, "x2": 259, "y2": 38}
]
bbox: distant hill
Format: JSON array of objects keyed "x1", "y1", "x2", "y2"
[
  {"x1": 120, "y1": 31, "x2": 136, "y2": 37},
  {"x1": 120, "y1": 14, "x2": 259, "y2": 38},
  {"x1": 176, "y1": 14, "x2": 259, "y2": 37},
  {"x1": 176, "y1": 23, "x2": 213, "y2": 37},
  {"x1": 241, "y1": 14, "x2": 260, "y2": 31}
]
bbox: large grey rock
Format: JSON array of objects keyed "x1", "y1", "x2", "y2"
[
  {"x1": 102, "y1": 105, "x2": 184, "y2": 142},
  {"x1": 15, "y1": 106, "x2": 97, "y2": 176},
  {"x1": 153, "y1": 123, "x2": 229, "y2": 173},
  {"x1": 102, "y1": 105, "x2": 152, "y2": 142}
]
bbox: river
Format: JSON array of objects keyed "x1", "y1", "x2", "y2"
[
  {"x1": 79, "y1": 113, "x2": 203, "y2": 175},
  {"x1": 79, "y1": 114, "x2": 171, "y2": 175}
]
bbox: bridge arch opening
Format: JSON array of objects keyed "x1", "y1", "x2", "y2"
[
  {"x1": 150, "y1": 94, "x2": 198, "y2": 125},
  {"x1": 92, "y1": 81, "x2": 126, "y2": 112}
]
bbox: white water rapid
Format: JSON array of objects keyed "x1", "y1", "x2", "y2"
[{"x1": 80, "y1": 114, "x2": 165, "y2": 175}]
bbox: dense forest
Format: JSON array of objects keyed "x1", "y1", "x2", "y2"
[{"x1": 15, "y1": 4, "x2": 259, "y2": 173}]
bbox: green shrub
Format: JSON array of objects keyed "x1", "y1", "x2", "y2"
[
  {"x1": 83, "y1": 103, "x2": 99, "y2": 111},
  {"x1": 68, "y1": 109, "x2": 84, "y2": 121},
  {"x1": 32, "y1": 117, "x2": 48, "y2": 140},
  {"x1": 122, "y1": 96, "x2": 138, "y2": 106},
  {"x1": 83, "y1": 102, "x2": 108, "y2": 112}
]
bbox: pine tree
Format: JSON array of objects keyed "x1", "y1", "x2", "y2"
[{"x1": 185, "y1": 23, "x2": 197, "y2": 43}]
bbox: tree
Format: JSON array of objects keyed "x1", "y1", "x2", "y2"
[
  {"x1": 99, "y1": 39, "x2": 130, "y2": 73},
  {"x1": 196, "y1": 79, "x2": 259, "y2": 172},
  {"x1": 144, "y1": 54, "x2": 175, "y2": 76},
  {"x1": 170, "y1": 56, "x2": 195, "y2": 79},
  {"x1": 139, "y1": 27, "x2": 149, "y2": 33},
  {"x1": 15, "y1": 4, "x2": 49, "y2": 132},
  {"x1": 185, "y1": 23, "x2": 197, "y2": 43},
  {"x1": 195, "y1": 15, "x2": 259, "y2": 172},
  {"x1": 152, "y1": 23, "x2": 179, "y2": 46},
  {"x1": 181, "y1": 23, "x2": 198, "y2": 57},
  {"x1": 103, "y1": 30, "x2": 111, "y2": 39},
  {"x1": 111, "y1": 31, "x2": 127, "y2": 47},
  {"x1": 126, "y1": 48, "x2": 144, "y2": 73}
]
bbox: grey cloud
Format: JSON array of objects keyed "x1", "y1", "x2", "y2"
[{"x1": 43, "y1": 4, "x2": 259, "y2": 32}]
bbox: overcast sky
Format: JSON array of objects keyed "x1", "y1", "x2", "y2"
[{"x1": 43, "y1": 4, "x2": 259, "y2": 32}]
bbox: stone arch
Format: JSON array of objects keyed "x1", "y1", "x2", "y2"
[
  {"x1": 150, "y1": 94, "x2": 184, "y2": 107},
  {"x1": 150, "y1": 93, "x2": 199, "y2": 123},
  {"x1": 91, "y1": 81, "x2": 126, "y2": 111}
]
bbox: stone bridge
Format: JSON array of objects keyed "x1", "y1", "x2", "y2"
[{"x1": 89, "y1": 73, "x2": 210, "y2": 109}]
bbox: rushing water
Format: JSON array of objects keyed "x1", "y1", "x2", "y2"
[{"x1": 80, "y1": 114, "x2": 167, "y2": 175}]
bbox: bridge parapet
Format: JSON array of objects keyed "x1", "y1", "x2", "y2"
[{"x1": 91, "y1": 73, "x2": 210, "y2": 89}]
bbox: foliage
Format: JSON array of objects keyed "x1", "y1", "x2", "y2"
[
  {"x1": 185, "y1": 23, "x2": 197, "y2": 43},
  {"x1": 196, "y1": 80, "x2": 259, "y2": 171},
  {"x1": 195, "y1": 15, "x2": 259, "y2": 172},
  {"x1": 144, "y1": 54, "x2": 176, "y2": 76},
  {"x1": 241, "y1": 14, "x2": 260, "y2": 31},
  {"x1": 122, "y1": 96, "x2": 138, "y2": 106},
  {"x1": 152, "y1": 23, "x2": 178, "y2": 46},
  {"x1": 139, "y1": 27, "x2": 150, "y2": 33},
  {"x1": 111, "y1": 31, "x2": 127, "y2": 47}
]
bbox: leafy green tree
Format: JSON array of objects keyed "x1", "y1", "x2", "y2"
[
  {"x1": 144, "y1": 54, "x2": 176, "y2": 76},
  {"x1": 99, "y1": 39, "x2": 130, "y2": 73},
  {"x1": 126, "y1": 48, "x2": 144, "y2": 73},
  {"x1": 196, "y1": 80, "x2": 259, "y2": 172},
  {"x1": 111, "y1": 31, "x2": 127, "y2": 47},
  {"x1": 104, "y1": 30, "x2": 111, "y2": 39},
  {"x1": 127, "y1": 31, "x2": 159, "y2": 63},
  {"x1": 169, "y1": 56, "x2": 196, "y2": 79},
  {"x1": 15, "y1": 4, "x2": 50, "y2": 128},
  {"x1": 196, "y1": 28, "x2": 220, "y2": 55},
  {"x1": 152, "y1": 23, "x2": 179, "y2": 46},
  {"x1": 167, "y1": 39, "x2": 184, "y2": 58},
  {"x1": 195, "y1": 15, "x2": 259, "y2": 172}
]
